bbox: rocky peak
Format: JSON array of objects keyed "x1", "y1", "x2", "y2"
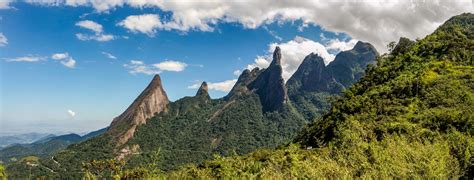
[
  {"x1": 288, "y1": 41, "x2": 378, "y2": 95},
  {"x1": 287, "y1": 53, "x2": 338, "y2": 93},
  {"x1": 226, "y1": 68, "x2": 263, "y2": 99},
  {"x1": 248, "y1": 46, "x2": 288, "y2": 112},
  {"x1": 108, "y1": 74, "x2": 169, "y2": 146},
  {"x1": 196, "y1": 81, "x2": 210, "y2": 98},
  {"x1": 271, "y1": 46, "x2": 282, "y2": 66},
  {"x1": 353, "y1": 41, "x2": 376, "y2": 53}
]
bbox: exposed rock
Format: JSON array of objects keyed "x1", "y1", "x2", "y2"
[
  {"x1": 108, "y1": 75, "x2": 169, "y2": 146},
  {"x1": 195, "y1": 82, "x2": 210, "y2": 99},
  {"x1": 248, "y1": 46, "x2": 288, "y2": 112},
  {"x1": 226, "y1": 68, "x2": 263, "y2": 99},
  {"x1": 287, "y1": 53, "x2": 341, "y2": 94},
  {"x1": 327, "y1": 41, "x2": 378, "y2": 89},
  {"x1": 117, "y1": 144, "x2": 140, "y2": 160},
  {"x1": 287, "y1": 41, "x2": 378, "y2": 94}
]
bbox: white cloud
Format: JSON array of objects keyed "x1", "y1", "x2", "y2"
[
  {"x1": 67, "y1": 109, "x2": 76, "y2": 118},
  {"x1": 76, "y1": 33, "x2": 114, "y2": 42},
  {"x1": 124, "y1": 60, "x2": 187, "y2": 75},
  {"x1": 188, "y1": 79, "x2": 238, "y2": 92},
  {"x1": 233, "y1": 70, "x2": 242, "y2": 76},
  {"x1": 76, "y1": 20, "x2": 103, "y2": 33},
  {"x1": 52, "y1": 53, "x2": 69, "y2": 60},
  {"x1": 118, "y1": 14, "x2": 162, "y2": 36},
  {"x1": 75, "y1": 20, "x2": 114, "y2": 42},
  {"x1": 326, "y1": 39, "x2": 359, "y2": 52},
  {"x1": 0, "y1": 0, "x2": 13, "y2": 9},
  {"x1": 4, "y1": 55, "x2": 46, "y2": 62},
  {"x1": 61, "y1": 58, "x2": 76, "y2": 68},
  {"x1": 153, "y1": 60, "x2": 187, "y2": 72},
  {"x1": 20, "y1": 0, "x2": 471, "y2": 51},
  {"x1": 101, "y1": 51, "x2": 117, "y2": 59},
  {"x1": 0, "y1": 33, "x2": 7, "y2": 46},
  {"x1": 51, "y1": 52, "x2": 76, "y2": 68},
  {"x1": 247, "y1": 36, "x2": 335, "y2": 81},
  {"x1": 124, "y1": 60, "x2": 160, "y2": 75}
]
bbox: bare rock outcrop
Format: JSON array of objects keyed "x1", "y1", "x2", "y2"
[
  {"x1": 248, "y1": 46, "x2": 289, "y2": 112},
  {"x1": 108, "y1": 75, "x2": 169, "y2": 146}
]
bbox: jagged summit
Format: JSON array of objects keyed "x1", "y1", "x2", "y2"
[
  {"x1": 249, "y1": 46, "x2": 288, "y2": 112},
  {"x1": 226, "y1": 68, "x2": 263, "y2": 99},
  {"x1": 271, "y1": 46, "x2": 282, "y2": 65},
  {"x1": 196, "y1": 81, "x2": 210, "y2": 98},
  {"x1": 288, "y1": 41, "x2": 378, "y2": 94},
  {"x1": 286, "y1": 41, "x2": 378, "y2": 119},
  {"x1": 352, "y1": 41, "x2": 376, "y2": 53},
  {"x1": 287, "y1": 53, "x2": 336, "y2": 93},
  {"x1": 108, "y1": 74, "x2": 169, "y2": 146}
]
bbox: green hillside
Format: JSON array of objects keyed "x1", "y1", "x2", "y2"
[{"x1": 165, "y1": 13, "x2": 474, "y2": 178}]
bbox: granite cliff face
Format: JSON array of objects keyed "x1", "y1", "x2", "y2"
[
  {"x1": 108, "y1": 75, "x2": 169, "y2": 146},
  {"x1": 248, "y1": 46, "x2": 288, "y2": 112}
]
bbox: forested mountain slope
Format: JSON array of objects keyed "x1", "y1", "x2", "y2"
[{"x1": 167, "y1": 13, "x2": 474, "y2": 178}]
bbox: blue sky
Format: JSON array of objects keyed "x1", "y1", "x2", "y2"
[{"x1": 0, "y1": 1, "x2": 469, "y2": 135}]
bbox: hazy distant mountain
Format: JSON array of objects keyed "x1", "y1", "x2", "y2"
[
  {"x1": 0, "y1": 128, "x2": 107, "y2": 164},
  {"x1": 0, "y1": 133, "x2": 54, "y2": 149}
]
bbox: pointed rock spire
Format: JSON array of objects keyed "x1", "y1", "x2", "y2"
[
  {"x1": 108, "y1": 74, "x2": 169, "y2": 146},
  {"x1": 196, "y1": 81, "x2": 210, "y2": 98},
  {"x1": 271, "y1": 46, "x2": 282, "y2": 66},
  {"x1": 248, "y1": 46, "x2": 288, "y2": 112}
]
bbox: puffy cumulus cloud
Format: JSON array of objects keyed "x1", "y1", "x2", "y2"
[
  {"x1": 101, "y1": 51, "x2": 117, "y2": 59},
  {"x1": 0, "y1": 33, "x2": 7, "y2": 46},
  {"x1": 51, "y1": 52, "x2": 76, "y2": 68},
  {"x1": 67, "y1": 109, "x2": 76, "y2": 118},
  {"x1": 75, "y1": 20, "x2": 114, "y2": 42},
  {"x1": 247, "y1": 36, "x2": 335, "y2": 81},
  {"x1": 124, "y1": 60, "x2": 188, "y2": 75},
  {"x1": 188, "y1": 79, "x2": 238, "y2": 92},
  {"x1": 326, "y1": 39, "x2": 359, "y2": 52},
  {"x1": 19, "y1": 0, "x2": 471, "y2": 51},
  {"x1": 3, "y1": 55, "x2": 46, "y2": 62},
  {"x1": 118, "y1": 14, "x2": 162, "y2": 36},
  {"x1": 153, "y1": 60, "x2": 187, "y2": 72}
]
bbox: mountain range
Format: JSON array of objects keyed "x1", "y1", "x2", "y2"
[
  {"x1": 3, "y1": 12, "x2": 472, "y2": 179},
  {"x1": 0, "y1": 128, "x2": 107, "y2": 164},
  {"x1": 0, "y1": 133, "x2": 54, "y2": 149},
  {"x1": 5, "y1": 33, "x2": 377, "y2": 178}
]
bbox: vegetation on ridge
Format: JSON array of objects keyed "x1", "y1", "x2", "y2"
[{"x1": 164, "y1": 13, "x2": 474, "y2": 178}]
